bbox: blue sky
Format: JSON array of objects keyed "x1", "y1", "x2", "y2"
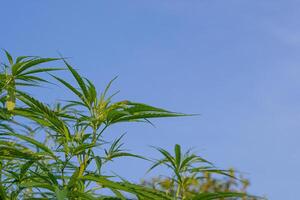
[{"x1": 1, "y1": 1, "x2": 300, "y2": 199}]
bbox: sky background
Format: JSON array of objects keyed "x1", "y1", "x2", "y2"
[{"x1": 1, "y1": 1, "x2": 300, "y2": 199}]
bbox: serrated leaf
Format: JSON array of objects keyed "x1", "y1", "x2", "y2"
[
  {"x1": 63, "y1": 60, "x2": 89, "y2": 102},
  {"x1": 4, "y1": 50, "x2": 13, "y2": 65},
  {"x1": 16, "y1": 58, "x2": 60, "y2": 75},
  {"x1": 6, "y1": 132, "x2": 55, "y2": 157},
  {"x1": 81, "y1": 175, "x2": 173, "y2": 200}
]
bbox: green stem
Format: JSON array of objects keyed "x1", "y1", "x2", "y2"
[{"x1": 176, "y1": 186, "x2": 181, "y2": 199}]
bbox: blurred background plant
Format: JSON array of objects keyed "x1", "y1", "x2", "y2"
[{"x1": 142, "y1": 144, "x2": 258, "y2": 200}]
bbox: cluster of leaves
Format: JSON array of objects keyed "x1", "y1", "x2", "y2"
[
  {"x1": 142, "y1": 145, "x2": 258, "y2": 200},
  {"x1": 0, "y1": 51, "x2": 262, "y2": 200}
]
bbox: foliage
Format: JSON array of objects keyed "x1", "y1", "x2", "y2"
[
  {"x1": 143, "y1": 144, "x2": 258, "y2": 200},
  {"x1": 0, "y1": 51, "x2": 261, "y2": 199}
]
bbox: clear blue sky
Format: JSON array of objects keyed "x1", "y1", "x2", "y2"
[{"x1": 1, "y1": 1, "x2": 300, "y2": 199}]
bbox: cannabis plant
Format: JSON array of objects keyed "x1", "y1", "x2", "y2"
[
  {"x1": 0, "y1": 51, "x2": 259, "y2": 200},
  {"x1": 144, "y1": 144, "x2": 259, "y2": 200}
]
